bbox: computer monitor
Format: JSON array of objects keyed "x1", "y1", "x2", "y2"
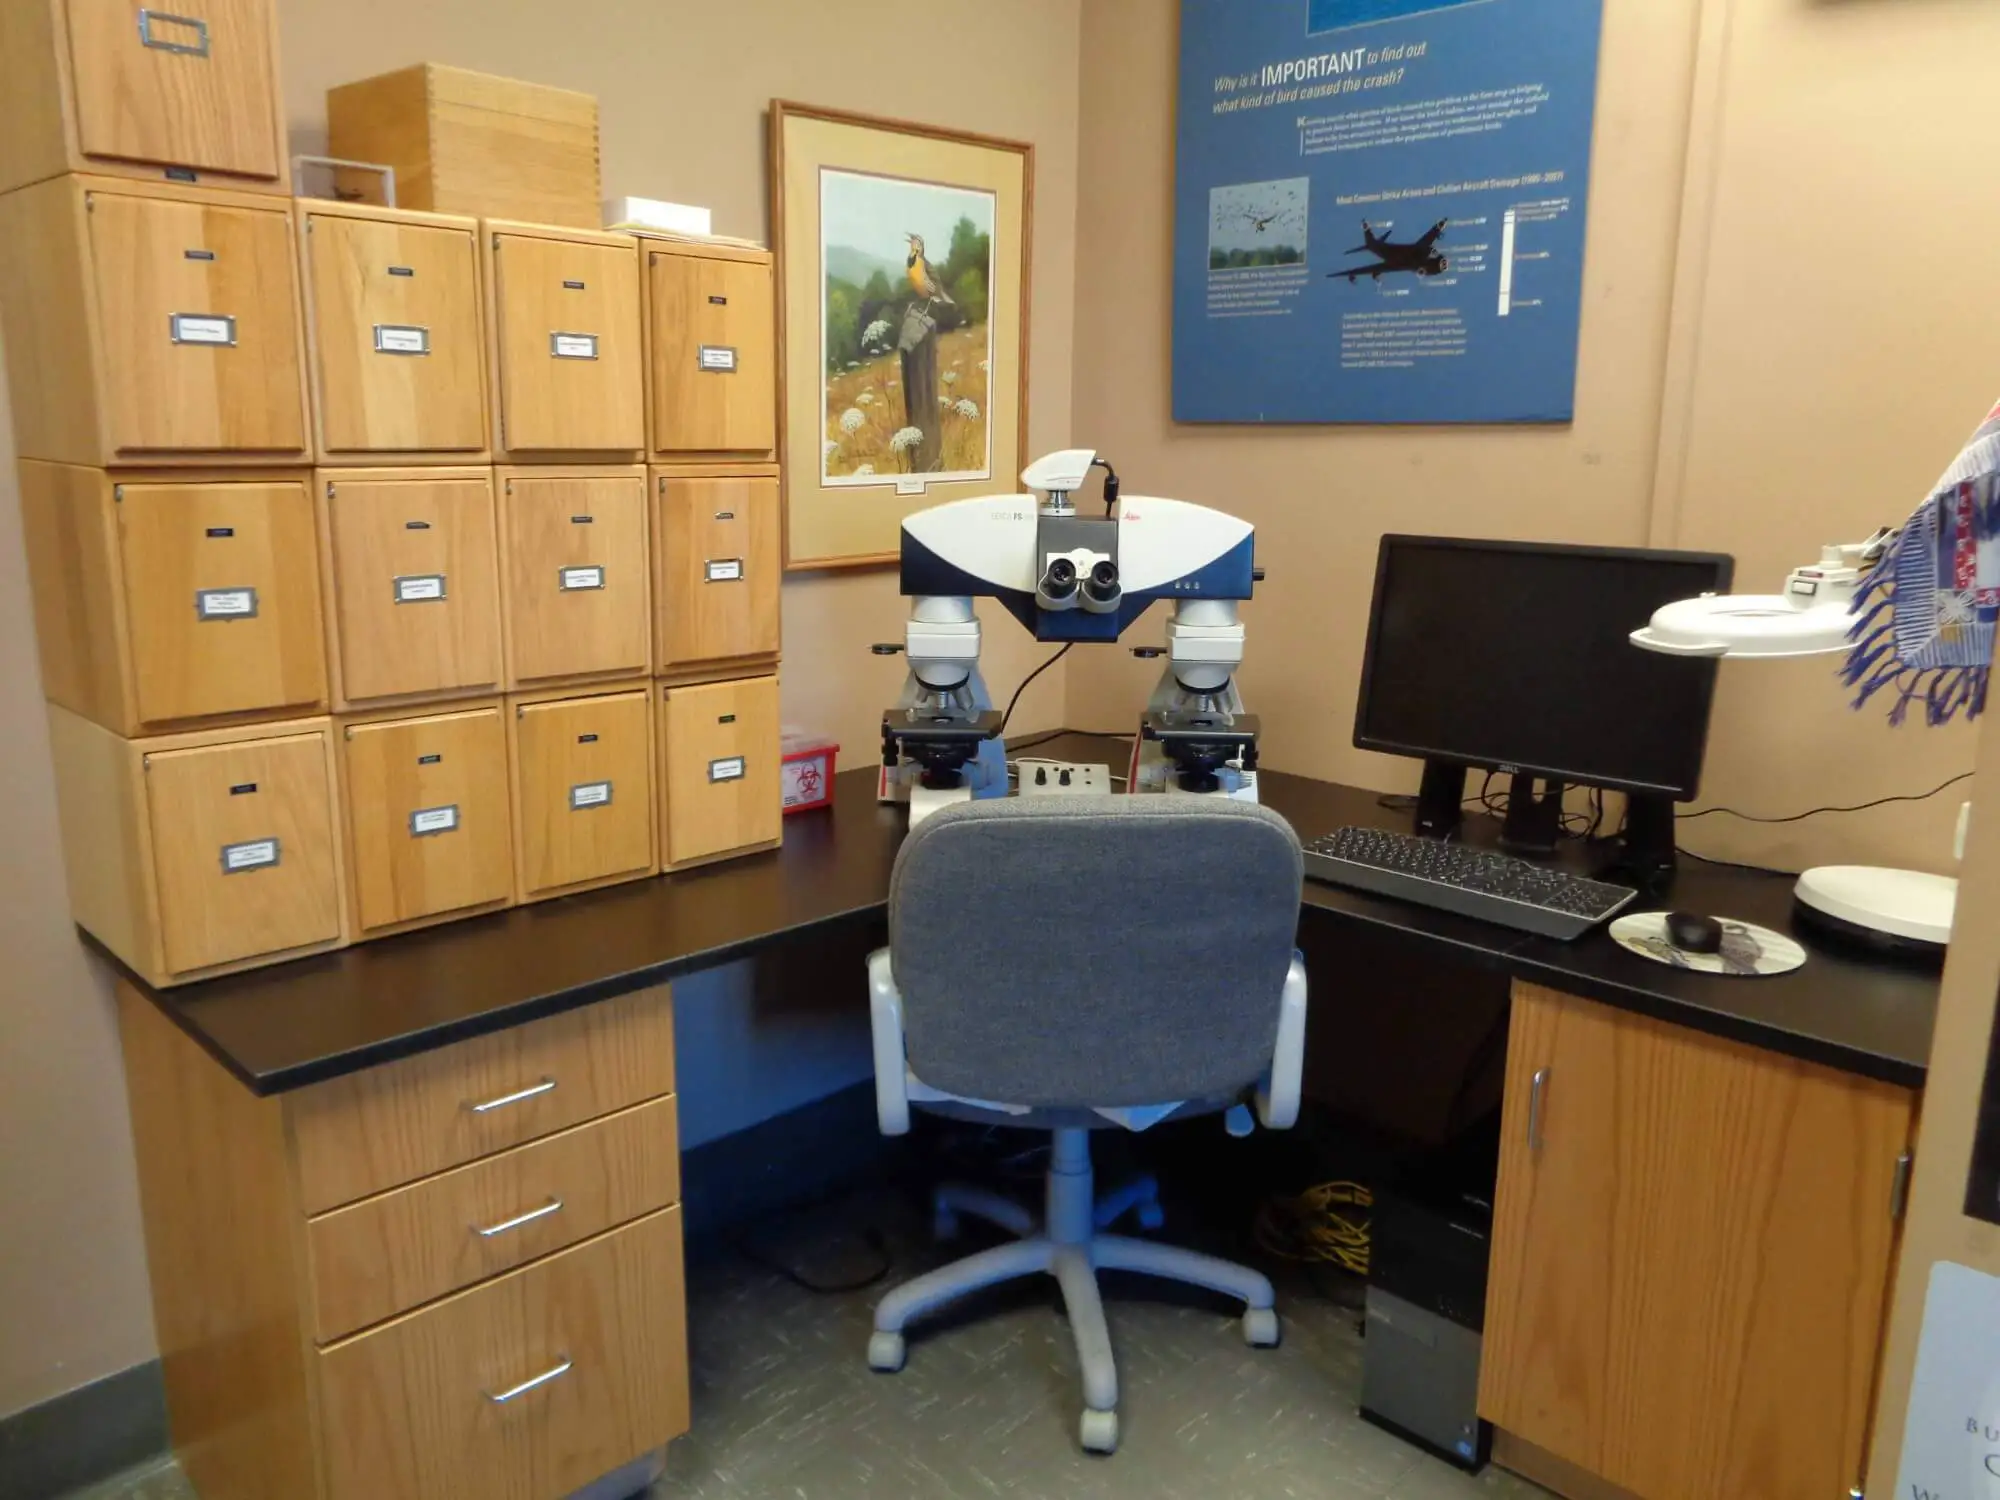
[{"x1": 1354, "y1": 535, "x2": 1734, "y2": 866}]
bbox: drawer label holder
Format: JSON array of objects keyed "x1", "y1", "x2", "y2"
[
  {"x1": 570, "y1": 780, "x2": 613, "y2": 809},
  {"x1": 373, "y1": 324, "x2": 431, "y2": 355},
  {"x1": 409, "y1": 804, "x2": 460, "y2": 837},
  {"x1": 705, "y1": 558, "x2": 744, "y2": 583},
  {"x1": 551, "y1": 331, "x2": 599, "y2": 360},
  {"x1": 559, "y1": 565, "x2": 606, "y2": 592},
  {"x1": 170, "y1": 313, "x2": 235, "y2": 346},
  {"x1": 698, "y1": 344, "x2": 738, "y2": 372},
  {"x1": 394, "y1": 574, "x2": 447, "y2": 603},
  {"x1": 195, "y1": 586, "x2": 257, "y2": 620},
  {"x1": 220, "y1": 838, "x2": 279, "y2": 874},
  {"x1": 709, "y1": 756, "x2": 747, "y2": 783}
]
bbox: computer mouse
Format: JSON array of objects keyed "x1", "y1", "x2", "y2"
[{"x1": 1665, "y1": 910, "x2": 1724, "y2": 956}]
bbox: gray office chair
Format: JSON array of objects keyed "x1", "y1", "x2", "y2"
[{"x1": 865, "y1": 796, "x2": 1308, "y2": 1454}]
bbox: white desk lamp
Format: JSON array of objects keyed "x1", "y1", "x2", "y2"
[{"x1": 1631, "y1": 531, "x2": 1956, "y2": 954}]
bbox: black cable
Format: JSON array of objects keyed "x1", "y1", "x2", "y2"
[
  {"x1": 1007, "y1": 726, "x2": 1132, "y2": 753},
  {"x1": 1677, "y1": 771, "x2": 1973, "y2": 825},
  {"x1": 1678, "y1": 846, "x2": 1801, "y2": 879},
  {"x1": 995, "y1": 643, "x2": 1074, "y2": 737}
]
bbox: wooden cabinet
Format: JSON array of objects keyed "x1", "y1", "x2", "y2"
[
  {"x1": 0, "y1": 177, "x2": 310, "y2": 466},
  {"x1": 300, "y1": 201, "x2": 489, "y2": 462},
  {"x1": 485, "y1": 222, "x2": 643, "y2": 459},
  {"x1": 0, "y1": 0, "x2": 290, "y2": 196},
  {"x1": 1480, "y1": 982, "x2": 1916, "y2": 1500},
  {"x1": 19, "y1": 462, "x2": 326, "y2": 735},
  {"x1": 318, "y1": 468, "x2": 503, "y2": 709},
  {"x1": 508, "y1": 686, "x2": 656, "y2": 902},
  {"x1": 497, "y1": 466, "x2": 651, "y2": 688},
  {"x1": 47, "y1": 705, "x2": 347, "y2": 986},
  {"x1": 316, "y1": 1206, "x2": 689, "y2": 1500},
  {"x1": 651, "y1": 466, "x2": 781, "y2": 678},
  {"x1": 327, "y1": 64, "x2": 600, "y2": 228},
  {"x1": 641, "y1": 240, "x2": 775, "y2": 459},
  {"x1": 116, "y1": 981, "x2": 687, "y2": 1500},
  {"x1": 338, "y1": 703, "x2": 513, "y2": 937},
  {"x1": 658, "y1": 676, "x2": 781, "y2": 870}
]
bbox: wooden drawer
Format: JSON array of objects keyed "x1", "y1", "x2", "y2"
[
  {"x1": 0, "y1": 178, "x2": 310, "y2": 466},
  {"x1": 651, "y1": 469, "x2": 781, "y2": 675},
  {"x1": 643, "y1": 242, "x2": 775, "y2": 458},
  {"x1": 317, "y1": 1206, "x2": 688, "y2": 1500},
  {"x1": 497, "y1": 467, "x2": 651, "y2": 688},
  {"x1": 19, "y1": 462, "x2": 328, "y2": 735},
  {"x1": 286, "y1": 986, "x2": 675, "y2": 1214},
  {"x1": 658, "y1": 676, "x2": 781, "y2": 870},
  {"x1": 509, "y1": 686, "x2": 657, "y2": 902},
  {"x1": 0, "y1": 0, "x2": 289, "y2": 197},
  {"x1": 319, "y1": 468, "x2": 503, "y2": 709},
  {"x1": 307, "y1": 1095, "x2": 679, "y2": 1341},
  {"x1": 47, "y1": 706, "x2": 348, "y2": 986},
  {"x1": 301, "y1": 201, "x2": 489, "y2": 462},
  {"x1": 486, "y1": 223, "x2": 642, "y2": 459},
  {"x1": 339, "y1": 703, "x2": 513, "y2": 936}
]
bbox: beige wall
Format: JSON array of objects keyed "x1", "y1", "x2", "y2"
[
  {"x1": 1068, "y1": 0, "x2": 1985, "y2": 875},
  {"x1": 0, "y1": 0, "x2": 1083, "y2": 1418}
]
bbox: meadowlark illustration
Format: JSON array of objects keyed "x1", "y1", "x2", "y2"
[{"x1": 905, "y1": 233, "x2": 955, "y2": 313}]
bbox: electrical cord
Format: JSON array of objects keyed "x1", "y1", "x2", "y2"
[
  {"x1": 1006, "y1": 726, "x2": 1132, "y2": 754},
  {"x1": 1677, "y1": 771, "x2": 1973, "y2": 825},
  {"x1": 1678, "y1": 846, "x2": 1800, "y2": 878},
  {"x1": 1253, "y1": 1181, "x2": 1374, "y2": 1277},
  {"x1": 995, "y1": 644, "x2": 1073, "y2": 737}
]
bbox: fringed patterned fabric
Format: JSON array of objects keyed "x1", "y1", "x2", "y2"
[{"x1": 1843, "y1": 398, "x2": 2000, "y2": 726}]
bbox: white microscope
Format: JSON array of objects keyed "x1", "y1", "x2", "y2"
[{"x1": 876, "y1": 449, "x2": 1262, "y2": 822}]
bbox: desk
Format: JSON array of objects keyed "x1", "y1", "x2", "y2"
[{"x1": 107, "y1": 741, "x2": 1941, "y2": 1500}]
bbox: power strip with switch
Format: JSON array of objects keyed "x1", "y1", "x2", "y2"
[{"x1": 1016, "y1": 760, "x2": 1112, "y2": 796}]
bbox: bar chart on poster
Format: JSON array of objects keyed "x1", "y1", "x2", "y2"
[{"x1": 1172, "y1": 0, "x2": 1604, "y2": 424}]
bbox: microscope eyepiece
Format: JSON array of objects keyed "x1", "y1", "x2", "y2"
[
  {"x1": 1081, "y1": 559, "x2": 1121, "y2": 614},
  {"x1": 1036, "y1": 557, "x2": 1080, "y2": 611}
]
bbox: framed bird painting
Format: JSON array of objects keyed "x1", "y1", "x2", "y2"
[{"x1": 771, "y1": 101, "x2": 1033, "y2": 569}]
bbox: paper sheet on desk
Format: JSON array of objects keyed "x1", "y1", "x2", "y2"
[{"x1": 906, "y1": 1070, "x2": 1183, "y2": 1130}]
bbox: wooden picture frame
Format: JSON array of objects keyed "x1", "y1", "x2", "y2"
[{"x1": 770, "y1": 101, "x2": 1033, "y2": 571}]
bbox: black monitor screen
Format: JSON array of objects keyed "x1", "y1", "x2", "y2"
[{"x1": 1354, "y1": 536, "x2": 1734, "y2": 799}]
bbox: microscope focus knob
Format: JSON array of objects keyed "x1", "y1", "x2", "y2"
[
  {"x1": 870, "y1": 642, "x2": 906, "y2": 655},
  {"x1": 1131, "y1": 646, "x2": 1165, "y2": 659}
]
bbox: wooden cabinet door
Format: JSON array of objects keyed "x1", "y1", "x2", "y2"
[
  {"x1": 316, "y1": 1207, "x2": 689, "y2": 1500},
  {"x1": 645, "y1": 251, "x2": 774, "y2": 455},
  {"x1": 652, "y1": 474, "x2": 779, "y2": 670},
  {"x1": 144, "y1": 729, "x2": 341, "y2": 974},
  {"x1": 492, "y1": 234, "x2": 642, "y2": 454},
  {"x1": 88, "y1": 190, "x2": 306, "y2": 456},
  {"x1": 323, "y1": 473, "x2": 502, "y2": 705},
  {"x1": 1480, "y1": 983, "x2": 1914, "y2": 1500},
  {"x1": 343, "y1": 706, "x2": 512, "y2": 933},
  {"x1": 511, "y1": 690, "x2": 654, "y2": 898},
  {"x1": 305, "y1": 212, "x2": 487, "y2": 456},
  {"x1": 117, "y1": 478, "x2": 325, "y2": 726},
  {"x1": 660, "y1": 677, "x2": 779, "y2": 868},
  {"x1": 66, "y1": 0, "x2": 283, "y2": 179},
  {"x1": 500, "y1": 471, "x2": 651, "y2": 686}
]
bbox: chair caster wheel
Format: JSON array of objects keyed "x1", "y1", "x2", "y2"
[
  {"x1": 1136, "y1": 1200, "x2": 1166, "y2": 1231},
  {"x1": 1242, "y1": 1307, "x2": 1281, "y2": 1347},
  {"x1": 867, "y1": 1330, "x2": 907, "y2": 1372},
  {"x1": 933, "y1": 1207, "x2": 960, "y2": 1242},
  {"x1": 1079, "y1": 1407, "x2": 1119, "y2": 1453}
]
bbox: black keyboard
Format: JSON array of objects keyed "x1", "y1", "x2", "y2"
[{"x1": 1303, "y1": 826, "x2": 1638, "y2": 940}]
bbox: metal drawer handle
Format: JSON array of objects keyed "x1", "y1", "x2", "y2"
[
  {"x1": 464, "y1": 1077, "x2": 556, "y2": 1114},
  {"x1": 484, "y1": 1357, "x2": 572, "y2": 1404},
  {"x1": 473, "y1": 1197, "x2": 563, "y2": 1239},
  {"x1": 138, "y1": 9, "x2": 210, "y2": 55},
  {"x1": 1527, "y1": 1067, "x2": 1549, "y2": 1153}
]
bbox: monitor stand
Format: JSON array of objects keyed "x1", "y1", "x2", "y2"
[
  {"x1": 1414, "y1": 760, "x2": 1467, "y2": 838},
  {"x1": 1608, "y1": 794, "x2": 1677, "y2": 887},
  {"x1": 1498, "y1": 774, "x2": 1564, "y2": 857}
]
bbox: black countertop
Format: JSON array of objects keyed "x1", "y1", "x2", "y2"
[{"x1": 124, "y1": 740, "x2": 1940, "y2": 1094}]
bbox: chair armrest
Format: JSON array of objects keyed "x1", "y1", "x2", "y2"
[
  {"x1": 1255, "y1": 952, "x2": 1308, "y2": 1130},
  {"x1": 868, "y1": 948, "x2": 911, "y2": 1136}
]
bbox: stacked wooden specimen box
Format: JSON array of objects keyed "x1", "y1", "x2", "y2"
[{"x1": 0, "y1": 21, "x2": 784, "y2": 989}]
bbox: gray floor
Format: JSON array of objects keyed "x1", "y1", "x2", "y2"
[{"x1": 69, "y1": 1190, "x2": 1550, "y2": 1500}]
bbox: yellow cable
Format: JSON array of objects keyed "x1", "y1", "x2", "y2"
[{"x1": 1254, "y1": 1180, "x2": 1374, "y2": 1277}]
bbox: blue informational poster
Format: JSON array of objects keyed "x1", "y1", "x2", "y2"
[{"x1": 1173, "y1": 0, "x2": 1605, "y2": 424}]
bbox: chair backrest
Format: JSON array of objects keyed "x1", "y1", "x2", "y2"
[{"x1": 888, "y1": 796, "x2": 1304, "y2": 1108}]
